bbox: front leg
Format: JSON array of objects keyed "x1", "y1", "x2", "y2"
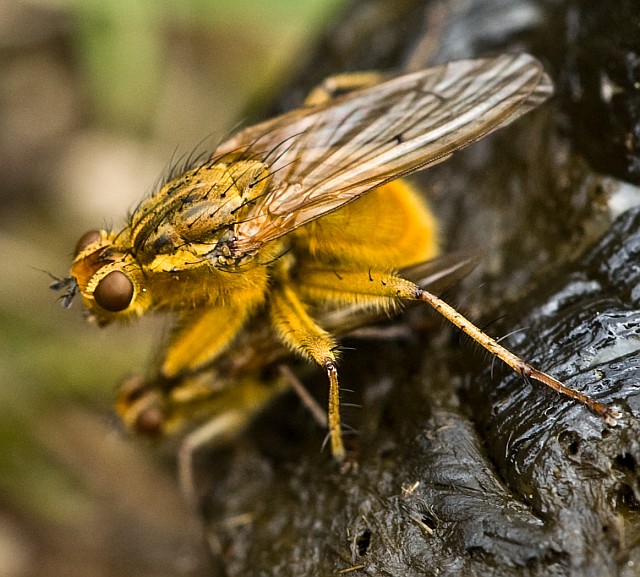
[{"x1": 161, "y1": 303, "x2": 252, "y2": 378}]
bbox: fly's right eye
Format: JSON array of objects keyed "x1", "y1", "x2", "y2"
[
  {"x1": 74, "y1": 230, "x2": 100, "y2": 256},
  {"x1": 94, "y1": 271, "x2": 134, "y2": 312}
]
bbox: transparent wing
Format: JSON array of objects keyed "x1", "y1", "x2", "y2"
[{"x1": 213, "y1": 53, "x2": 553, "y2": 256}]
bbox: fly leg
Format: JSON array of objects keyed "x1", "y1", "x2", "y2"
[
  {"x1": 269, "y1": 284, "x2": 346, "y2": 460},
  {"x1": 175, "y1": 371, "x2": 291, "y2": 508},
  {"x1": 297, "y1": 266, "x2": 621, "y2": 425},
  {"x1": 161, "y1": 305, "x2": 251, "y2": 378},
  {"x1": 304, "y1": 71, "x2": 386, "y2": 106},
  {"x1": 278, "y1": 365, "x2": 328, "y2": 428},
  {"x1": 178, "y1": 410, "x2": 251, "y2": 509}
]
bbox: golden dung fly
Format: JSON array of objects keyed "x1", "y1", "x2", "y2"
[{"x1": 54, "y1": 53, "x2": 620, "y2": 463}]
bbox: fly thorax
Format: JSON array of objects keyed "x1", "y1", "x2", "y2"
[{"x1": 138, "y1": 160, "x2": 271, "y2": 267}]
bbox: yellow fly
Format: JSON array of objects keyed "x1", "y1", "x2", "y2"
[{"x1": 55, "y1": 53, "x2": 620, "y2": 462}]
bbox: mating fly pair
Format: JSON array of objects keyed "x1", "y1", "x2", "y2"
[{"x1": 54, "y1": 53, "x2": 620, "y2": 466}]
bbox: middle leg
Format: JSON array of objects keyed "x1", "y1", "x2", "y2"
[{"x1": 269, "y1": 283, "x2": 346, "y2": 460}]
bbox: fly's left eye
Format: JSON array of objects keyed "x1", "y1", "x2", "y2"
[
  {"x1": 74, "y1": 230, "x2": 100, "y2": 256},
  {"x1": 94, "y1": 271, "x2": 134, "y2": 312}
]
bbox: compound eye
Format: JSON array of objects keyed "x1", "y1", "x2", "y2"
[
  {"x1": 94, "y1": 270, "x2": 134, "y2": 312},
  {"x1": 74, "y1": 230, "x2": 101, "y2": 256},
  {"x1": 134, "y1": 407, "x2": 165, "y2": 438}
]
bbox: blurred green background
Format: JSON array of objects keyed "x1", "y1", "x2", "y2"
[{"x1": 0, "y1": 1, "x2": 343, "y2": 575}]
